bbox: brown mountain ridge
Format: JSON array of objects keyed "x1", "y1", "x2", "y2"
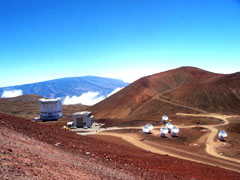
[{"x1": 90, "y1": 67, "x2": 240, "y2": 120}]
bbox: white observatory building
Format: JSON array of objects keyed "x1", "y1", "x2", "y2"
[
  {"x1": 72, "y1": 111, "x2": 94, "y2": 128},
  {"x1": 39, "y1": 98, "x2": 62, "y2": 121}
]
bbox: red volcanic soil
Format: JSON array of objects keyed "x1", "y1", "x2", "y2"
[
  {"x1": 90, "y1": 67, "x2": 240, "y2": 120},
  {"x1": 1, "y1": 113, "x2": 240, "y2": 180},
  {"x1": 90, "y1": 67, "x2": 219, "y2": 120},
  {"x1": 162, "y1": 72, "x2": 240, "y2": 114}
]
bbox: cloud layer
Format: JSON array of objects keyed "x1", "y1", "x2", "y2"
[
  {"x1": 107, "y1": 87, "x2": 123, "y2": 97},
  {"x1": 63, "y1": 91, "x2": 105, "y2": 105},
  {"x1": 63, "y1": 87, "x2": 123, "y2": 105},
  {"x1": 1, "y1": 89, "x2": 23, "y2": 98}
]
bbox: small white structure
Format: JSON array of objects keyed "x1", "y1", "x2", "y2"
[
  {"x1": 72, "y1": 111, "x2": 94, "y2": 128},
  {"x1": 33, "y1": 117, "x2": 40, "y2": 122},
  {"x1": 67, "y1": 122, "x2": 73, "y2": 128},
  {"x1": 146, "y1": 124, "x2": 154, "y2": 131},
  {"x1": 218, "y1": 130, "x2": 227, "y2": 141},
  {"x1": 166, "y1": 122, "x2": 174, "y2": 133},
  {"x1": 162, "y1": 115, "x2": 168, "y2": 123},
  {"x1": 142, "y1": 126, "x2": 150, "y2": 134},
  {"x1": 142, "y1": 124, "x2": 153, "y2": 134},
  {"x1": 39, "y1": 98, "x2": 62, "y2": 120},
  {"x1": 160, "y1": 127, "x2": 168, "y2": 137},
  {"x1": 171, "y1": 127, "x2": 179, "y2": 137}
]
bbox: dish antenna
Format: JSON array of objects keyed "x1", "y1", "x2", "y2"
[
  {"x1": 160, "y1": 127, "x2": 168, "y2": 137},
  {"x1": 166, "y1": 122, "x2": 173, "y2": 132},
  {"x1": 171, "y1": 127, "x2": 179, "y2": 137},
  {"x1": 162, "y1": 115, "x2": 168, "y2": 123},
  {"x1": 218, "y1": 130, "x2": 227, "y2": 141},
  {"x1": 142, "y1": 126, "x2": 150, "y2": 134},
  {"x1": 146, "y1": 123, "x2": 154, "y2": 131}
]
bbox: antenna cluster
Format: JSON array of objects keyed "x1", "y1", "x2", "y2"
[{"x1": 142, "y1": 115, "x2": 180, "y2": 137}]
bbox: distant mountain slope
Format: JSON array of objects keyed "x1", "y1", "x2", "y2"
[
  {"x1": 90, "y1": 67, "x2": 220, "y2": 119},
  {"x1": 0, "y1": 76, "x2": 128, "y2": 99},
  {"x1": 0, "y1": 94, "x2": 88, "y2": 122},
  {"x1": 0, "y1": 95, "x2": 42, "y2": 119},
  {"x1": 162, "y1": 72, "x2": 240, "y2": 114}
]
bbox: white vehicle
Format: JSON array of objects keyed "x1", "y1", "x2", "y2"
[{"x1": 67, "y1": 122, "x2": 73, "y2": 128}]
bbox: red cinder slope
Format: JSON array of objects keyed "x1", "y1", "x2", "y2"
[
  {"x1": 162, "y1": 72, "x2": 240, "y2": 114},
  {"x1": 90, "y1": 67, "x2": 218, "y2": 119},
  {"x1": 1, "y1": 113, "x2": 240, "y2": 180}
]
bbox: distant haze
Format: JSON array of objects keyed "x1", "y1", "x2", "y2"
[{"x1": 0, "y1": 76, "x2": 128, "y2": 105}]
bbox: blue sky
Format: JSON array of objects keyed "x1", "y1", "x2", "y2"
[{"x1": 0, "y1": 0, "x2": 240, "y2": 87}]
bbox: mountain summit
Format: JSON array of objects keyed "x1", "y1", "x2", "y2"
[{"x1": 90, "y1": 67, "x2": 240, "y2": 119}]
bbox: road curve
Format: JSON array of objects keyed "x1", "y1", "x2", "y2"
[
  {"x1": 177, "y1": 113, "x2": 240, "y2": 164},
  {"x1": 92, "y1": 113, "x2": 240, "y2": 172}
]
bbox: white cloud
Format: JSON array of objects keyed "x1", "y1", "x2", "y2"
[
  {"x1": 1, "y1": 89, "x2": 23, "y2": 98},
  {"x1": 63, "y1": 91, "x2": 105, "y2": 105},
  {"x1": 63, "y1": 87, "x2": 124, "y2": 106},
  {"x1": 107, "y1": 87, "x2": 123, "y2": 97}
]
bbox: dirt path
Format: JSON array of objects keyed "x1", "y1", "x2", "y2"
[
  {"x1": 89, "y1": 113, "x2": 240, "y2": 172},
  {"x1": 157, "y1": 96, "x2": 207, "y2": 113},
  {"x1": 77, "y1": 126, "x2": 142, "y2": 136},
  {"x1": 177, "y1": 113, "x2": 240, "y2": 164},
  {"x1": 98, "y1": 131, "x2": 240, "y2": 172}
]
